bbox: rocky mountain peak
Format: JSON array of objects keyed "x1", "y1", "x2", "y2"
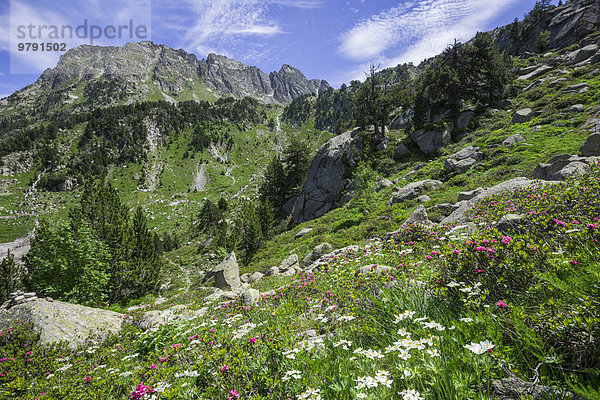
[{"x1": 16, "y1": 41, "x2": 328, "y2": 112}]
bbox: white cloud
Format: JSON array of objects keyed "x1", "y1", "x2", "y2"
[
  {"x1": 161, "y1": 0, "x2": 321, "y2": 58},
  {"x1": 338, "y1": 0, "x2": 518, "y2": 65}
]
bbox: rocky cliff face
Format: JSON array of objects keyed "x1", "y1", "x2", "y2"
[
  {"x1": 494, "y1": 0, "x2": 600, "y2": 54},
  {"x1": 7, "y1": 41, "x2": 329, "y2": 113},
  {"x1": 199, "y1": 56, "x2": 330, "y2": 104}
]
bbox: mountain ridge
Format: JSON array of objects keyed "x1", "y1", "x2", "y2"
[{"x1": 1, "y1": 41, "x2": 330, "y2": 115}]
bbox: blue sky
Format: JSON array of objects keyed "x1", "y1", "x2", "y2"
[{"x1": 0, "y1": 0, "x2": 548, "y2": 98}]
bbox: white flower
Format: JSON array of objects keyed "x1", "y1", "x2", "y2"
[
  {"x1": 459, "y1": 317, "x2": 473, "y2": 323},
  {"x1": 447, "y1": 281, "x2": 460, "y2": 288},
  {"x1": 333, "y1": 339, "x2": 352, "y2": 350},
  {"x1": 356, "y1": 393, "x2": 367, "y2": 399},
  {"x1": 337, "y1": 315, "x2": 356, "y2": 322},
  {"x1": 119, "y1": 371, "x2": 133, "y2": 377},
  {"x1": 283, "y1": 348, "x2": 301, "y2": 359},
  {"x1": 393, "y1": 310, "x2": 416, "y2": 323},
  {"x1": 426, "y1": 348, "x2": 440, "y2": 357},
  {"x1": 155, "y1": 381, "x2": 171, "y2": 393},
  {"x1": 283, "y1": 370, "x2": 302, "y2": 382},
  {"x1": 399, "y1": 388, "x2": 424, "y2": 400},
  {"x1": 397, "y1": 328, "x2": 411, "y2": 337},
  {"x1": 56, "y1": 364, "x2": 72, "y2": 372},
  {"x1": 421, "y1": 321, "x2": 445, "y2": 331},
  {"x1": 398, "y1": 349, "x2": 412, "y2": 360},
  {"x1": 175, "y1": 370, "x2": 200, "y2": 378},
  {"x1": 464, "y1": 340, "x2": 495, "y2": 354},
  {"x1": 297, "y1": 387, "x2": 322, "y2": 400}
]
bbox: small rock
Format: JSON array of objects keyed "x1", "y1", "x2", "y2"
[
  {"x1": 265, "y1": 266, "x2": 280, "y2": 276},
  {"x1": 388, "y1": 179, "x2": 443, "y2": 205},
  {"x1": 241, "y1": 289, "x2": 260, "y2": 306},
  {"x1": 294, "y1": 228, "x2": 313, "y2": 239},
  {"x1": 279, "y1": 254, "x2": 299, "y2": 272},
  {"x1": 303, "y1": 243, "x2": 333, "y2": 266},
  {"x1": 563, "y1": 83, "x2": 589, "y2": 93},
  {"x1": 547, "y1": 77, "x2": 567, "y2": 88},
  {"x1": 496, "y1": 214, "x2": 525, "y2": 232},
  {"x1": 569, "y1": 104, "x2": 584, "y2": 112},
  {"x1": 23, "y1": 292, "x2": 36, "y2": 298},
  {"x1": 417, "y1": 195, "x2": 431, "y2": 203},
  {"x1": 502, "y1": 134, "x2": 526, "y2": 147},
  {"x1": 45, "y1": 297, "x2": 53, "y2": 302},
  {"x1": 402, "y1": 205, "x2": 432, "y2": 227},
  {"x1": 512, "y1": 108, "x2": 532, "y2": 123},
  {"x1": 456, "y1": 110, "x2": 475, "y2": 130},
  {"x1": 251, "y1": 271, "x2": 264, "y2": 282},
  {"x1": 355, "y1": 264, "x2": 393, "y2": 277},
  {"x1": 375, "y1": 178, "x2": 393, "y2": 192},
  {"x1": 240, "y1": 273, "x2": 252, "y2": 283}
]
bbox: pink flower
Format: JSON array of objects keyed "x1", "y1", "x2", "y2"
[
  {"x1": 229, "y1": 389, "x2": 241, "y2": 399},
  {"x1": 160, "y1": 357, "x2": 167, "y2": 363},
  {"x1": 248, "y1": 337, "x2": 257, "y2": 344},
  {"x1": 150, "y1": 364, "x2": 156, "y2": 370},
  {"x1": 209, "y1": 327, "x2": 215, "y2": 333},
  {"x1": 221, "y1": 365, "x2": 229, "y2": 373},
  {"x1": 496, "y1": 300, "x2": 507, "y2": 308},
  {"x1": 84, "y1": 375, "x2": 92, "y2": 383},
  {"x1": 501, "y1": 236, "x2": 512, "y2": 244}
]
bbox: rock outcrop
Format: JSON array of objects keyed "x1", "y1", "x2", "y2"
[
  {"x1": 533, "y1": 154, "x2": 597, "y2": 181},
  {"x1": 292, "y1": 129, "x2": 364, "y2": 223},
  {"x1": 210, "y1": 252, "x2": 241, "y2": 291},
  {"x1": 495, "y1": 0, "x2": 600, "y2": 55},
  {"x1": 0, "y1": 298, "x2": 124, "y2": 348},
  {"x1": 411, "y1": 124, "x2": 452, "y2": 155},
  {"x1": 444, "y1": 146, "x2": 483, "y2": 173},
  {"x1": 387, "y1": 179, "x2": 443, "y2": 206},
  {"x1": 580, "y1": 133, "x2": 600, "y2": 156},
  {"x1": 441, "y1": 178, "x2": 536, "y2": 225},
  {"x1": 512, "y1": 108, "x2": 533, "y2": 123}
]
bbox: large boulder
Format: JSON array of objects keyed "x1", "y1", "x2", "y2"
[
  {"x1": 567, "y1": 44, "x2": 599, "y2": 65},
  {"x1": 444, "y1": 146, "x2": 483, "y2": 173},
  {"x1": 502, "y1": 134, "x2": 526, "y2": 147},
  {"x1": 512, "y1": 108, "x2": 533, "y2": 123},
  {"x1": 212, "y1": 252, "x2": 241, "y2": 291},
  {"x1": 580, "y1": 133, "x2": 600, "y2": 156},
  {"x1": 402, "y1": 205, "x2": 432, "y2": 227},
  {"x1": 411, "y1": 124, "x2": 452, "y2": 155},
  {"x1": 456, "y1": 110, "x2": 475, "y2": 130},
  {"x1": 441, "y1": 178, "x2": 536, "y2": 225},
  {"x1": 292, "y1": 129, "x2": 364, "y2": 223},
  {"x1": 0, "y1": 299, "x2": 124, "y2": 349},
  {"x1": 387, "y1": 179, "x2": 443, "y2": 206},
  {"x1": 138, "y1": 305, "x2": 208, "y2": 330},
  {"x1": 279, "y1": 254, "x2": 299, "y2": 272},
  {"x1": 533, "y1": 154, "x2": 597, "y2": 181},
  {"x1": 517, "y1": 65, "x2": 552, "y2": 80}
]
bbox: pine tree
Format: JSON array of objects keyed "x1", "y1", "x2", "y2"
[
  {"x1": 283, "y1": 138, "x2": 310, "y2": 198},
  {"x1": 197, "y1": 199, "x2": 221, "y2": 233},
  {"x1": 217, "y1": 197, "x2": 228, "y2": 211},
  {"x1": 0, "y1": 250, "x2": 18, "y2": 301},
  {"x1": 126, "y1": 207, "x2": 161, "y2": 299},
  {"x1": 261, "y1": 156, "x2": 287, "y2": 206},
  {"x1": 238, "y1": 202, "x2": 263, "y2": 261}
]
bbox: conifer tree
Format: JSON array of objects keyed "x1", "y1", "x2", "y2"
[
  {"x1": 0, "y1": 250, "x2": 18, "y2": 301},
  {"x1": 126, "y1": 207, "x2": 161, "y2": 299}
]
